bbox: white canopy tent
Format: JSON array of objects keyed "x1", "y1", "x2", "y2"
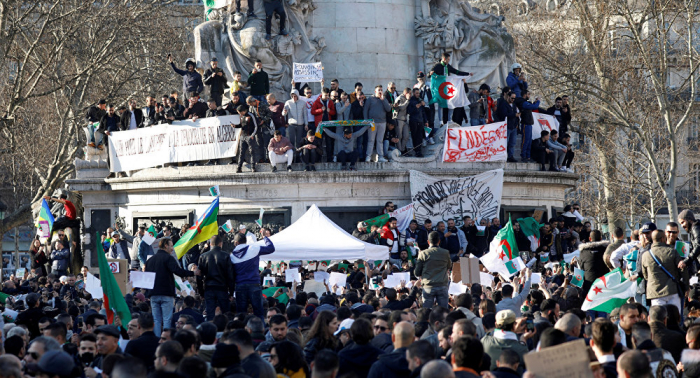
[{"x1": 262, "y1": 204, "x2": 389, "y2": 261}]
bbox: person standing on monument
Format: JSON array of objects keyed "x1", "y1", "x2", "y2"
[
  {"x1": 169, "y1": 56, "x2": 203, "y2": 98},
  {"x1": 414, "y1": 72, "x2": 435, "y2": 142},
  {"x1": 282, "y1": 89, "x2": 307, "y2": 150},
  {"x1": 203, "y1": 57, "x2": 228, "y2": 107},
  {"x1": 429, "y1": 52, "x2": 471, "y2": 128},
  {"x1": 235, "y1": 104, "x2": 259, "y2": 173},
  {"x1": 363, "y1": 85, "x2": 392, "y2": 163},
  {"x1": 248, "y1": 60, "x2": 269, "y2": 105},
  {"x1": 408, "y1": 88, "x2": 427, "y2": 158},
  {"x1": 263, "y1": 0, "x2": 288, "y2": 41}
]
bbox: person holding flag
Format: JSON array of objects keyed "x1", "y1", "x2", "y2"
[
  {"x1": 231, "y1": 233, "x2": 276, "y2": 320},
  {"x1": 428, "y1": 52, "x2": 472, "y2": 127},
  {"x1": 145, "y1": 238, "x2": 200, "y2": 336}
]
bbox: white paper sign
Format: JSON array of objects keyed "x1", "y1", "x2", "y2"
[
  {"x1": 691, "y1": 276, "x2": 699, "y2": 286},
  {"x1": 531, "y1": 272, "x2": 542, "y2": 284},
  {"x1": 314, "y1": 271, "x2": 330, "y2": 284},
  {"x1": 130, "y1": 271, "x2": 156, "y2": 289},
  {"x1": 410, "y1": 169, "x2": 504, "y2": 227},
  {"x1": 480, "y1": 272, "x2": 494, "y2": 287},
  {"x1": 285, "y1": 268, "x2": 302, "y2": 283},
  {"x1": 293, "y1": 62, "x2": 323, "y2": 83},
  {"x1": 263, "y1": 276, "x2": 275, "y2": 287},
  {"x1": 304, "y1": 280, "x2": 327, "y2": 297},
  {"x1": 448, "y1": 281, "x2": 468, "y2": 295},
  {"x1": 85, "y1": 272, "x2": 103, "y2": 299},
  {"x1": 393, "y1": 272, "x2": 411, "y2": 287},
  {"x1": 107, "y1": 116, "x2": 242, "y2": 172},
  {"x1": 329, "y1": 272, "x2": 347, "y2": 288}
]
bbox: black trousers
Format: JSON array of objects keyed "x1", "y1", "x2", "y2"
[
  {"x1": 265, "y1": 1, "x2": 286, "y2": 35},
  {"x1": 563, "y1": 150, "x2": 575, "y2": 168},
  {"x1": 324, "y1": 134, "x2": 334, "y2": 161},
  {"x1": 409, "y1": 120, "x2": 425, "y2": 157},
  {"x1": 452, "y1": 107, "x2": 467, "y2": 125},
  {"x1": 236, "y1": 0, "x2": 254, "y2": 12},
  {"x1": 337, "y1": 150, "x2": 358, "y2": 165},
  {"x1": 210, "y1": 93, "x2": 223, "y2": 107},
  {"x1": 532, "y1": 148, "x2": 556, "y2": 169},
  {"x1": 422, "y1": 106, "x2": 434, "y2": 131},
  {"x1": 237, "y1": 137, "x2": 256, "y2": 168},
  {"x1": 301, "y1": 148, "x2": 319, "y2": 165}
]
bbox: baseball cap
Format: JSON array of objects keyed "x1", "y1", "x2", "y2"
[
  {"x1": 343, "y1": 127, "x2": 352, "y2": 134},
  {"x1": 111, "y1": 231, "x2": 119, "y2": 237},
  {"x1": 640, "y1": 222, "x2": 657, "y2": 233},
  {"x1": 357, "y1": 221, "x2": 368, "y2": 229},
  {"x1": 334, "y1": 319, "x2": 354, "y2": 336},
  {"x1": 36, "y1": 350, "x2": 75, "y2": 377},
  {"x1": 239, "y1": 224, "x2": 247, "y2": 230},
  {"x1": 211, "y1": 57, "x2": 218, "y2": 62},
  {"x1": 495, "y1": 310, "x2": 516, "y2": 326},
  {"x1": 94, "y1": 325, "x2": 120, "y2": 338},
  {"x1": 417, "y1": 71, "x2": 425, "y2": 78}
]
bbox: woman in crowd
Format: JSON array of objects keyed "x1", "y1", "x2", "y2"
[
  {"x1": 302, "y1": 310, "x2": 339, "y2": 364},
  {"x1": 271, "y1": 340, "x2": 309, "y2": 378}
]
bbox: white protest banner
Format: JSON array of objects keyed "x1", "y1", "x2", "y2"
[
  {"x1": 107, "y1": 115, "x2": 242, "y2": 172},
  {"x1": 531, "y1": 113, "x2": 559, "y2": 140},
  {"x1": 130, "y1": 271, "x2": 156, "y2": 289},
  {"x1": 410, "y1": 169, "x2": 504, "y2": 227},
  {"x1": 293, "y1": 62, "x2": 323, "y2": 83},
  {"x1": 443, "y1": 122, "x2": 507, "y2": 162},
  {"x1": 531, "y1": 272, "x2": 542, "y2": 285}
]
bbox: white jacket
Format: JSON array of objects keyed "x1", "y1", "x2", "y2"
[
  {"x1": 283, "y1": 98, "x2": 307, "y2": 125},
  {"x1": 610, "y1": 240, "x2": 640, "y2": 269}
]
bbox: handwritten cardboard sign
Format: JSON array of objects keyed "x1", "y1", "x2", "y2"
[
  {"x1": 460, "y1": 257, "x2": 481, "y2": 284},
  {"x1": 293, "y1": 62, "x2": 323, "y2": 83},
  {"x1": 523, "y1": 339, "x2": 593, "y2": 378}
]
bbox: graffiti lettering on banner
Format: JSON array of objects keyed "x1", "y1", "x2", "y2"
[
  {"x1": 293, "y1": 62, "x2": 323, "y2": 83},
  {"x1": 410, "y1": 169, "x2": 504, "y2": 227},
  {"x1": 442, "y1": 122, "x2": 507, "y2": 162}
]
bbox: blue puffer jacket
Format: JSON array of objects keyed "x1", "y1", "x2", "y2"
[
  {"x1": 51, "y1": 248, "x2": 70, "y2": 271},
  {"x1": 506, "y1": 72, "x2": 528, "y2": 98}
]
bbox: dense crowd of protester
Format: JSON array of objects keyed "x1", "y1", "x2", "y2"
[
  {"x1": 6, "y1": 201, "x2": 700, "y2": 378},
  {"x1": 84, "y1": 53, "x2": 575, "y2": 173}
]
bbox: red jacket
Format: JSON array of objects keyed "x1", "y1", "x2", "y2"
[
  {"x1": 380, "y1": 224, "x2": 400, "y2": 250},
  {"x1": 310, "y1": 96, "x2": 336, "y2": 126}
]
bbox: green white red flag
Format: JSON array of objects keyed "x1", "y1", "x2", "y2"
[
  {"x1": 581, "y1": 268, "x2": 639, "y2": 313},
  {"x1": 517, "y1": 217, "x2": 541, "y2": 252},
  {"x1": 480, "y1": 216, "x2": 525, "y2": 277},
  {"x1": 96, "y1": 232, "x2": 132, "y2": 326}
]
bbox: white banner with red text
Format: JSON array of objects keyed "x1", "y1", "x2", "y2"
[
  {"x1": 107, "y1": 116, "x2": 242, "y2": 172},
  {"x1": 442, "y1": 121, "x2": 507, "y2": 162},
  {"x1": 531, "y1": 113, "x2": 559, "y2": 140}
]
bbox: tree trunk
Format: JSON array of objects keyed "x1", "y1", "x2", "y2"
[{"x1": 0, "y1": 204, "x2": 32, "y2": 236}]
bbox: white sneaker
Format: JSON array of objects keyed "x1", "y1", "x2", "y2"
[
  {"x1": 566, "y1": 167, "x2": 575, "y2": 173},
  {"x1": 428, "y1": 137, "x2": 435, "y2": 145},
  {"x1": 422, "y1": 140, "x2": 427, "y2": 147},
  {"x1": 365, "y1": 156, "x2": 371, "y2": 162},
  {"x1": 377, "y1": 157, "x2": 388, "y2": 163}
]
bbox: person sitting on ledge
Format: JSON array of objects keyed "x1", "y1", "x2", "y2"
[
  {"x1": 268, "y1": 130, "x2": 294, "y2": 172},
  {"x1": 298, "y1": 130, "x2": 322, "y2": 172},
  {"x1": 532, "y1": 130, "x2": 557, "y2": 172},
  {"x1": 323, "y1": 126, "x2": 370, "y2": 171}
]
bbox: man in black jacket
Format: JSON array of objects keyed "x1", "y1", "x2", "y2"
[
  {"x1": 16, "y1": 293, "x2": 60, "y2": 340},
  {"x1": 203, "y1": 57, "x2": 228, "y2": 107},
  {"x1": 496, "y1": 91, "x2": 519, "y2": 162},
  {"x1": 679, "y1": 209, "x2": 700, "y2": 271},
  {"x1": 513, "y1": 90, "x2": 541, "y2": 162},
  {"x1": 578, "y1": 230, "x2": 609, "y2": 295},
  {"x1": 119, "y1": 99, "x2": 144, "y2": 130},
  {"x1": 429, "y1": 52, "x2": 472, "y2": 127},
  {"x1": 235, "y1": 105, "x2": 259, "y2": 173},
  {"x1": 183, "y1": 92, "x2": 208, "y2": 120},
  {"x1": 532, "y1": 130, "x2": 556, "y2": 171},
  {"x1": 383, "y1": 286, "x2": 421, "y2": 311},
  {"x1": 86, "y1": 99, "x2": 107, "y2": 148},
  {"x1": 198, "y1": 235, "x2": 236, "y2": 321},
  {"x1": 145, "y1": 238, "x2": 199, "y2": 336},
  {"x1": 124, "y1": 313, "x2": 160, "y2": 373}
]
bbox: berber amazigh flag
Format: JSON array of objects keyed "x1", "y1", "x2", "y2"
[
  {"x1": 430, "y1": 75, "x2": 470, "y2": 109},
  {"x1": 96, "y1": 232, "x2": 132, "y2": 325},
  {"x1": 36, "y1": 198, "x2": 55, "y2": 241},
  {"x1": 581, "y1": 268, "x2": 639, "y2": 313},
  {"x1": 174, "y1": 197, "x2": 220, "y2": 259}
]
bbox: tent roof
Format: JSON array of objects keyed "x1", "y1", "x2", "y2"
[{"x1": 264, "y1": 204, "x2": 389, "y2": 261}]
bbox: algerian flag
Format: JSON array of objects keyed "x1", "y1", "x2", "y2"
[
  {"x1": 623, "y1": 249, "x2": 638, "y2": 272},
  {"x1": 262, "y1": 287, "x2": 289, "y2": 305},
  {"x1": 209, "y1": 185, "x2": 220, "y2": 197},
  {"x1": 221, "y1": 220, "x2": 233, "y2": 233},
  {"x1": 476, "y1": 226, "x2": 486, "y2": 236},
  {"x1": 142, "y1": 225, "x2": 157, "y2": 245},
  {"x1": 481, "y1": 217, "x2": 524, "y2": 277},
  {"x1": 205, "y1": 0, "x2": 228, "y2": 9},
  {"x1": 582, "y1": 268, "x2": 639, "y2": 313},
  {"x1": 430, "y1": 74, "x2": 470, "y2": 109},
  {"x1": 676, "y1": 241, "x2": 688, "y2": 258},
  {"x1": 174, "y1": 274, "x2": 194, "y2": 296},
  {"x1": 517, "y1": 217, "x2": 541, "y2": 252},
  {"x1": 256, "y1": 208, "x2": 264, "y2": 227},
  {"x1": 540, "y1": 254, "x2": 549, "y2": 263},
  {"x1": 571, "y1": 268, "x2": 584, "y2": 288},
  {"x1": 363, "y1": 204, "x2": 415, "y2": 233},
  {"x1": 424, "y1": 127, "x2": 432, "y2": 137}
]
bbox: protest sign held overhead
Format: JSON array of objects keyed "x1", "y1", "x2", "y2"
[{"x1": 293, "y1": 62, "x2": 323, "y2": 82}]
